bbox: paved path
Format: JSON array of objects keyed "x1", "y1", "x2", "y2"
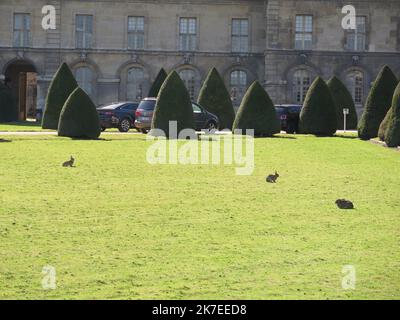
[
  {"x1": 0, "y1": 130, "x2": 358, "y2": 136},
  {"x1": 0, "y1": 131, "x2": 143, "y2": 135}
]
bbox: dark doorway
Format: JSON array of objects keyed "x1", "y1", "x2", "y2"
[{"x1": 4, "y1": 60, "x2": 37, "y2": 121}]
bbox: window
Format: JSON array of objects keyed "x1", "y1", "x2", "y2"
[
  {"x1": 179, "y1": 69, "x2": 196, "y2": 100},
  {"x1": 128, "y1": 16, "x2": 144, "y2": 50},
  {"x1": 346, "y1": 16, "x2": 366, "y2": 51},
  {"x1": 193, "y1": 104, "x2": 202, "y2": 113},
  {"x1": 295, "y1": 15, "x2": 313, "y2": 50},
  {"x1": 75, "y1": 67, "x2": 94, "y2": 97},
  {"x1": 127, "y1": 68, "x2": 145, "y2": 102},
  {"x1": 180, "y1": 18, "x2": 197, "y2": 51},
  {"x1": 346, "y1": 71, "x2": 364, "y2": 105},
  {"x1": 230, "y1": 70, "x2": 247, "y2": 104},
  {"x1": 76, "y1": 15, "x2": 93, "y2": 49},
  {"x1": 293, "y1": 69, "x2": 311, "y2": 104},
  {"x1": 14, "y1": 13, "x2": 31, "y2": 47},
  {"x1": 232, "y1": 19, "x2": 249, "y2": 53}
]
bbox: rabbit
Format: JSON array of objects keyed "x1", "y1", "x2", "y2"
[
  {"x1": 62, "y1": 156, "x2": 75, "y2": 167},
  {"x1": 266, "y1": 171, "x2": 279, "y2": 183},
  {"x1": 335, "y1": 199, "x2": 354, "y2": 210}
]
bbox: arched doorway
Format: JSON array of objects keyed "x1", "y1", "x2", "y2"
[{"x1": 4, "y1": 59, "x2": 37, "y2": 121}]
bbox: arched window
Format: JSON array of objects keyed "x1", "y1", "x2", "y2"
[
  {"x1": 230, "y1": 70, "x2": 247, "y2": 105},
  {"x1": 75, "y1": 67, "x2": 94, "y2": 97},
  {"x1": 346, "y1": 70, "x2": 364, "y2": 106},
  {"x1": 127, "y1": 67, "x2": 145, "y2": 102},
  {"x1": 293, "y1": 69, "x2": 311, "y2": 104},
  {"x1": 179, "y1": 69, "x2": 196, "y2": 101}
]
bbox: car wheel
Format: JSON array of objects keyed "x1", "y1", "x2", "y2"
[
  {"x1": 118, "y1": 119, "x2": 131, "y2": 132},
  {"x1": 286, "y1": 122, "x2": 296, "y2": 134},
  {"x1": 206, "y1": 121, "x2": 217, "y2": 131}
]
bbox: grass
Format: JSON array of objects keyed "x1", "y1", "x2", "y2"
[
  {"x1": 0, "y1": 132, "x2": 399, "y2": 299},
  {"x1": 0, "y1": 121, "x2": 45, "y2": 132},
  {"x1": 0, "y1": 121, "x2": 124, "y2": 133}
]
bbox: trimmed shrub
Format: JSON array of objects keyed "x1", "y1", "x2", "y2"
[
  {"x1": 378, "y1": 107, "x2": 392, "y2": 141},
  {"x1": 148, "y1": 68, "x2": 168, "y2": 98},
  {"x1": 0, "y1": 82, "x2": 17, "y2": 122},
  {"x1": 58, "y1": 88, "x2": 101, "y2": 139},
  {"x1": 232, "y1": 81, "x2": 280, "y2": 137},
  {"x1": 197, "y1": 67, "x2": 235, "y2": 130},
  {"x1": 384, "y1": 82, "x2": 400, "y2": 148},
  {"x1": 151, "y1": 71, "x2": 195, "y2": 137},
  {"x1": 42, "y1": 63, "x2": 78, "y2": 129},
  {"x1": 299, "y1": 77, "x2": 338, "y2": 136},
  {"x1": 358, "y1": 65, "x2": 398, "y2": 140},
  {"x1": 327, "y1": 76, "x2": 358, "y2": 130}
]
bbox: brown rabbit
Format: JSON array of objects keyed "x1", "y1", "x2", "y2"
[
  {"x1": 335, "y1": 199, "x2": 354, "y2": 210},
  {"x1": 62, "y1": 156, "x2": 75, "y2": 167},
  {"x1": 266, "y1": 171, "x2": 279, "y2": 183}
]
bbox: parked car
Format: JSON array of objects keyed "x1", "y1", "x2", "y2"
[
  {"x1": 134, "y1": 98, "x2": 219, "y2": 133},
  {"x1": 275, "y1": 104, "x2": 302, "y2": 134},
  {"x1": 97, "y1": 102, "x2": 139, "y2": 132}
]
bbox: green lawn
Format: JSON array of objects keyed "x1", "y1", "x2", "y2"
[
  {"x1": 0, "y1": 122, "x2": 123, "y2": 133},
  {"x1": 0, "y1": 121, "x2": 45, "y2": 132},
  {"x1": 0, "y1": 133, "x2": 399, "y2": 299}
]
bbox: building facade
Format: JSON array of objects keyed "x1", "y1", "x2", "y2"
[{"x1": 0, "y1": 0, "x2": 399, "y2": 120}]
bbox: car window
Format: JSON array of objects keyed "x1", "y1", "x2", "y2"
[
  {"x1": 122, "y1": 104, "x2": 137, "y2": 111},
  {"x1": 138, "y1": 100, "x2": 156, "y2": 111},
  {"x1": 192, "y1": 104, "x2": 202, "y2": 113},
  {"x1": 98, "y1": 103, "x2": 123, "y2": 110},
  {"x1": 275, "y1": 107, "x2": 284, "y2": 114}
]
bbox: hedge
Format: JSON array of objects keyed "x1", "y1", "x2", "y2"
[
  {"x1": 150, "y1": 71, "x2": 195, "y2": 137},
  {"x1": 358, "y1": 65, "x2": 398, "y2": 140},
  {"x1": 148, "y1": 68, "x2": 168, "y2": 98},
  {"x1": 384, "y1": 82, "x2": 400, "y2": 148},
  {"x1": 42, "y1": 63, "x2": 78, "y2": 129},
  {"x1": 232, "y1": 81, "x2": 280, "y2": 136},
  {"x1": 299, "y1": 77, "x2": 337, "y2": 136},
  {"x1": 0, "y1": 82, "x2": 17, "y2": 122},
  {"x1": 197, "y1": 67, "x2": 235, "y2": 130},
  {"x1": 327, "y1": 76, "x2": 358, "y2": 130},
  {"x1": 58, "y1": 87, "x2": 101, "y2": 139}
]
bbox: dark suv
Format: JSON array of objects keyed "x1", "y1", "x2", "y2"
[
  {"x1": 134, "y1": 98, "x2": 219, "y2": 133},
  {"x1": 97, "y1": 102, "x2": 138, "y2": 132},
  {"x1": 275, "y1": 104, "x2": 302, "y2": 134}
]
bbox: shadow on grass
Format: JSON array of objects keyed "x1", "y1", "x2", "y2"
[
  {"x1": 69, "y1": 137, "x2": 113, "y2": 142},
  {"x1": 334, "y1": 135, "x2": 359, "y2": 140},
  {"x1": 254, "y1": 135, "x2": 297, "y2": 140},
  {"x1": 0, "y1": 121, "x2": 41, "y2": 128},
  {"x1": 0, "y1": 138, "x2": 12, "y2": 143}
]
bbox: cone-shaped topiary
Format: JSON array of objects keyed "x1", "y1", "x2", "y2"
[
  {"x1": 58, "y1": 87, "x2": 101, "y2": 139},
  {"x1": 148, "y1": 68, "x2": 168, "y2": 98},
  {"x1": 197, "y1": 67, "x2": 235, "y2": 130},
  {"x1": 378, "y1": 107, "x2": 392, "y2": 141},
  {"x1": 299, "y1": 77, "x2": 337, "y2": 136},
  {"x1": 384, "y1": 82, "x2": 400, "y2": 148},
  {"x1": 151, "y1": 71, "x2": 195, "y2": 137},
  {"x1": 42, "y1": 63, "x2": 78, "y2": 129},
  {"x1": 327, "y1": 76, "x2": 358, "y2": 130},
  {"x1": 358, "y1": 65, "x2": 398, "y2": 140},
  {"x1": 0, "y1": 82, "x2": 17, "y2": 122},
  {"x1": 232, "y1": 81, "x2": 280, "y2": 136}
]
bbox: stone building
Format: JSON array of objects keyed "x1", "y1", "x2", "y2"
[{"x1": 0, "y1": 0, "x2": 399, "y2": 120}]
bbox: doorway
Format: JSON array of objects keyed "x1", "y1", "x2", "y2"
[{"x1": 4, "y1": 60, "x2": 37, "y2": 121}]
